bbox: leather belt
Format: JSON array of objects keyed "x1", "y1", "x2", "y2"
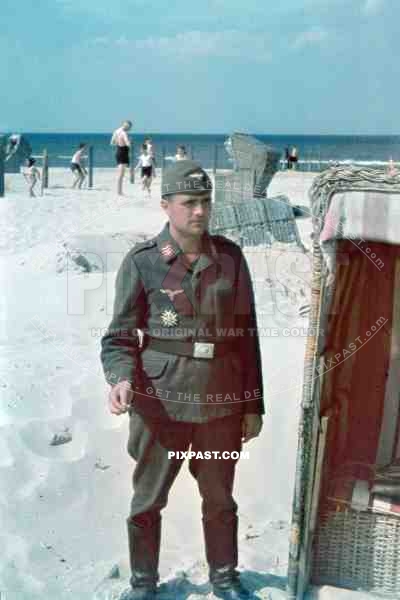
[{"x1": 145, "y1": 336, "x2": 236, "y2": 360}]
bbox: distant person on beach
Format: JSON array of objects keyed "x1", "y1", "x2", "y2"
[
  {"x1": 289, "y1": 146, "x2": 299, "y2": 170},
  {"x1": 70, "y1": 143, "x2": 87, "y2": 189},
  {"x1": 23, "y1": 157, "x2": 41, "y2": 197},
  {"x1": 5, "y1": 134, "x2": 21, "y2": 160},
  {"x1": 175, "y1": 145, "x2": 188, "y2": 161},
  {"x1": 144, "y1": 137, "x2": 157, "y2": 168},
  {"x1": 111, "y1": 120, "x2": 132, "y2": 195},
  {"x1": 143, "y1": 137, "x2": 154, "y2": 157},
  {"x1": 285, "y1": 147, "x2": 291, "y2": 170},
  {"x1": 388, "y1": 157, "x2": 398, "y2": 176},
  {"x1": 135, "y1": 143, "x2": 156, "y2": 197}
]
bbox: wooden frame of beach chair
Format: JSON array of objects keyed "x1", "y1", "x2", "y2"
[{"x1": 287, "y1": 165, "x2": 400, "y2": 599}]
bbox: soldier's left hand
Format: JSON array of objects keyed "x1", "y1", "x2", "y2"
[{"x1": 241, "y1": 414, "x2": 263, "y2": 443}]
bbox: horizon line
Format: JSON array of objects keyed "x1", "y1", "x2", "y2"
[{"x1": 6, "y1": 131, "x2": 400, "y2": 137}]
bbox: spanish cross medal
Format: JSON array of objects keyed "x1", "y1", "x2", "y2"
[{"x1": 160, "y1": 309, "x2": 179, "y2": 327}]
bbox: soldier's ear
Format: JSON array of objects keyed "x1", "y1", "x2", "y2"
[{"x1": 160, "y1": 198, "x2": 169, "y2": 213}]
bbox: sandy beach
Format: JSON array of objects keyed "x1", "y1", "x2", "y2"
[{"x1": 0, "y1": 168, "x2": 379, "y2": 600}]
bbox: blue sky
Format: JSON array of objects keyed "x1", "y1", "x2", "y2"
[{"x1": 1, "y1": 0, "x2": 399, "y2": 133}]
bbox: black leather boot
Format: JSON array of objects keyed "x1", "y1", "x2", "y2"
[
  {"x1": 203, "y1": 511, "x2": 238, "y2": 569},
  {"x1": 204, "y1": 509, "x2": 246, "y2": 598},
  {"x1": 124, "y1": 514, "x2": 161, "y2": 599},
  {"x1": 210, "y1": 567, "x2": 251, "y2": 600}
]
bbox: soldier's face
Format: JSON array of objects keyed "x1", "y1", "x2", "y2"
[{"x1": 161, "y1": 192, "x2": 211, "y2": 238}]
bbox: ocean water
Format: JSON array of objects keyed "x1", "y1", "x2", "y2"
[{"x1": 25, "y1": 132, "x2": 400, "y2": 170}]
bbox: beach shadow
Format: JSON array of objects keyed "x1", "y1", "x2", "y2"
[
  {"x1": 158, "y1": 570, "x2": 287, "y2": 599},
  {"x1": 48, "y1": 184, "x2": 111, "y2": 192},
  {"x1": 84, "y1": 187, "x2": 111, "y2": 191}
]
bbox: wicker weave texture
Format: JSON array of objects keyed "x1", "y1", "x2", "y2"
[
  {"x1": 209, "y1": 196, "x2": 302, "y2": 248},
  {"x1": 312, "y1": 507, "x2": 400, "y2": 597},
  {"x1": 214, "y1": 171, "x2": 254, "y2": 205}
]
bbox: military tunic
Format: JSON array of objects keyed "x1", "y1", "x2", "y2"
[{"x1": 100, "y1": 223, "x2": 264, "y2": 423}]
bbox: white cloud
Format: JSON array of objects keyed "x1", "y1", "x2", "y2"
[
  {"x1": 362, "y1": 0, "x2": 385, "y2": 16},
  {"x1": 292, "y1": 29, "x2": 328, "y2": 50},
  {"x1": 128, "y1": 31, "x2": 272, "y2": 63}
]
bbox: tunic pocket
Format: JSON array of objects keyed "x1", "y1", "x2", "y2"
[{"x1": 140, "y1": 348, "x2": 170, "y2": 380}]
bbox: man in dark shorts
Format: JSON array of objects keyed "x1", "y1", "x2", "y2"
[
  {"x1": 70, "y1": 143, "x2": 87, "y2": 189},
  {"x1": 116, "y1": 145, "x2": 130, "y2": 166},
  {"x1": 101, "y1": 160, "x2": 264, "y2": 600},
  {"x1": 111, "y1": 120, "x2": 132, "y2": 195}
]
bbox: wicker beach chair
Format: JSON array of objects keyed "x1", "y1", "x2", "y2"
[
  {"x1": 211, "y1": 133, "x2": 302, "y2": 248},
  {"x1": 287, "y1": 165, "x2": 400, "y2": 599},
  {"x1": 215, "y1": 132, "x2": 281, "y2": 205},
  {"x1": 209, "y1": 195, "x2": 302, "y2": 248}
]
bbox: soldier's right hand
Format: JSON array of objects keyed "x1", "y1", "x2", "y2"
[{"x1": 108, "y1": 380, "x2": 134, "y2": 415}]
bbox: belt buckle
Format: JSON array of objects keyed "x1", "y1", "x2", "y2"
[{"x1": 193, "y1": 342, "x2": 215, "y2": 359}]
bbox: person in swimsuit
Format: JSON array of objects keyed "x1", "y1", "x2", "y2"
[
  {"x1": 289, "y1": 146, "x2": 299, "y2": 170},
  {"x1": 23, "y1": 157, "x2": 41, "y2": 197},
  {"x1": 111, "y1": 120, "x2": 132, "y2": 195},
  {"x1": 70, "y1": 143, "x2": 87, "y2": 189},
  {"x1": 285, "y1": 147, "x2": 291, "y2": 170},
  {"x1": 144, "y1": 137, "x2": 157, "y2": 169},
  {"x1": 143, "y1": 137, "x2": 154, "y2": 156},
  {"x1": 135, "y1": 144, "x2": 156, "y2": 197}
]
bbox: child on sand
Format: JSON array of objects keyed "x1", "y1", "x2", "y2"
[
  {"x1": 144, "y1": 137, "x2": 155, "y2": 158},
  {"x1": 144, "y1": 137, "x2": 157, "y2": 169},
  {"x1": 70, "y1": 143, "x2": 87, "y2": 189},
  {"x1": 135, "y1": 144, "x2": 156, "y2": 197},
  {"x1": 23, "y1": 157, "x2": 41, "y2": 197}
]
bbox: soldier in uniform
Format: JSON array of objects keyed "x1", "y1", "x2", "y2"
[{"x1": 101, "y1": 160, "x2": 264, "y2": 600}]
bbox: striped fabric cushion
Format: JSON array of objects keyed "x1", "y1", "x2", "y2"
[{"x1": 320, "y1": 190, "x2": 400, "y2": 245}]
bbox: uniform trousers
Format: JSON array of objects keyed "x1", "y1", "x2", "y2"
[{"x1": 126, "y1": 410, "x2": 243, "y2": 587}]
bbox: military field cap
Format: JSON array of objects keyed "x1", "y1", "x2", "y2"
[{"x1": 161, "y1": 160, "x2": 212, "y2": 197}]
